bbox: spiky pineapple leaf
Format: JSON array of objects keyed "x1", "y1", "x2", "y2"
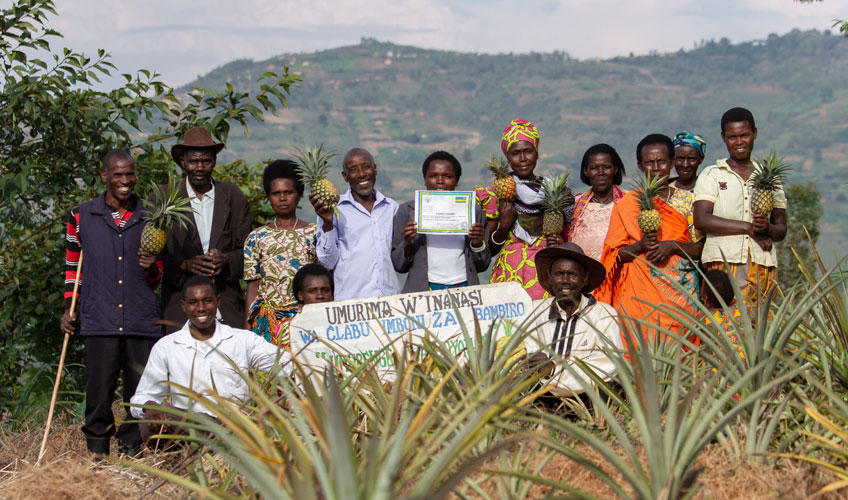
[
  {"x1": 751, "y1": 151, "x2": 791, "y2": 191},
  {"x1": 292, "y1": 143, "x2": 338, "y2": 185},
  {"x1": 142, "y1": 174, "x2": 193, "y2": 230},
  {"x1": 629, "y1": 171, "x2": 667, "y2": 212},
  {"x1": 540, "y1": 172, "x2": 574, "y2": 213},
  {"x1": 484, "y1": 154, "x2": 511, "y2": 179}
]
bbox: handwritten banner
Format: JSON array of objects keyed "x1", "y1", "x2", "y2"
[{"x1": 289, "y1": 282, "x2": 536, "y2": 377}]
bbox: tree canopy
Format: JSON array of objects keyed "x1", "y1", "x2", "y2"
[{"x1": 0, "y1": 0, "x2": 300, "y2": 419}]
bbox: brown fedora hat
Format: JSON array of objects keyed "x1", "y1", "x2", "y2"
[
  {"x1": 535, "y1": 242, "x2": 607, "y2": 296},
  {"x1": 170, "y1": 126, "x2": 225, "y2": 165}
]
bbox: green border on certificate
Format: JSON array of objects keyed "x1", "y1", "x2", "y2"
[{"x1": 414, "y1": 190, "x2": 475, "y2": 235}]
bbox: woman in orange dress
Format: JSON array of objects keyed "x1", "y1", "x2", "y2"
[{"x1": 595, "y1": 134, "x2": 704, "y2": 347}]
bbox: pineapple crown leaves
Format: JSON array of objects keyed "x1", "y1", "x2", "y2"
[
  {"x1": 142, "y1": 175, "x2": 194, "y2": 230},
  {"x1": 751, "y1": 151, "x2": 791, "y2": 190},
  {"x1": 540, "y1": 172, "x2": 575, "y2": 212},
  {"x1": 629, "y1": 171, "x2": 668, "y2": 212},
  {"x1": 484, "y1": 154, "x2": 512, "y2": 179},
  {"x1": 292, "y1": 143, "x2": 339, "y2": 184}
]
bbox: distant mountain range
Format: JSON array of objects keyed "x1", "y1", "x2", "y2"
[{"x1": 186, "y1": 29, "x2": 848, "y2": 257}]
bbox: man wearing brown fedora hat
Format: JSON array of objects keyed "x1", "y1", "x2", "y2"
[
  {"x1": 159, "y1": 126, "x2": 251, "y2": 333},
  {"x1": 524, "y1": 242, "x2": 623, "y2": 397}
]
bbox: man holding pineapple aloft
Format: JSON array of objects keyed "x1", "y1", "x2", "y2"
[
  {"x1": 60, "y1": 150, "x2": 164, "y2": 456},
  {"x1": 310, "y1": 148, "x2": 400, "y2": 301},
  {"x1": 595, "y1": 134, "x2": 704, "y2": 347},
  {"x1": 693, "y1": 107, "x2": 787, "y2": 307},
  {"x1": 160, "y1": 127, "x2": 252, "y2": 333}
]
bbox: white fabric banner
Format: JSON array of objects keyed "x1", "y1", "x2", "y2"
[{"x1": 289, "y1": 282, "x2": 537, "y2": 378}]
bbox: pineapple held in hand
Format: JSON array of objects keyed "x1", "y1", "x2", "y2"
[
  {"x1": 540, "y1": 172, "x2": 574, "y2": 236},
  {"x1": 632, "y1": 171, "x2": 666, "y2": 234},
  {"x1": 293, "y1": 144, "x2": 340, "y2": 216},
  {"x1": 141, "y1": 175, "x2": 193, "y2": 254},
  {"x1": 485, "y1": 154, "x2": 516, "y2": 201},
  {"x1": 750, "y1": 151, "x2": 790, "y2": 216}
]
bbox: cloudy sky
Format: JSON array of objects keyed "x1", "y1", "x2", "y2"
[{"x1": 48, "y1": 0, "x2": 844, "y2": 89}]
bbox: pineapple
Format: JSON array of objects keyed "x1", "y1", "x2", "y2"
[
  {"x1": 293, "y1": 144, "x2": 340, "y2": 216},
  {"x1": 141, "y1": 175, "x2": 194, "y2": 254},
  {"x1": 632, "y1": 171, "x2": 666, "y2": 234},
  {"x1": 540, "y1": 172, "x2": 574, "y2": 235},
  {"x1": 750, "y1": 151, "x2": 790, "y2": 216},
  {"x1": 485, "y1": 154, "x2": 516, "y2": 201}
]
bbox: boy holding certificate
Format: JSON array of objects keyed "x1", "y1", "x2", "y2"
[{"x1": 391, "y1": 151, "x2": 491, "y2": 292}]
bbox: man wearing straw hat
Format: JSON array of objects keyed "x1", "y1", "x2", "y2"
[
  {"x1": 526, "y1": 242, "x2": 623, "y2": 396},
  {"x1": 60, "y1": 150, "x2": 164, "y2": 457},
  {"x1": 159, "y1": 126, "x2": 251, "y2": 333}
]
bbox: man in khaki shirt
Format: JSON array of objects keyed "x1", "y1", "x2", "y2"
[{"x1": 693, "y1": 107, "x2": 787, "y2": 306}]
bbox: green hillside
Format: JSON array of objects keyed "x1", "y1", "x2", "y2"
[{"x1": 186, "y1": 29, "x2": 848, "y2": 257}]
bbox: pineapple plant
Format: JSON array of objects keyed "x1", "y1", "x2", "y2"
[
  {"x1": 485, "y1": 154, "x2": 516, "y2": 201},
  {"x1": 140, "y1": 175, "x2": 194, "y2": 254},
  {"x1": 750, "y1": 151, "x2": 790, "y2": 216},
  {"x1": 632, "y1": 171, "x2": 667, "y2": 234},
  {"x1": 540, "y1": 172, "x2": 574, "y2": 235},
  {"x1": 293, "y1": 144, "x2": 340, "y2": 216}
]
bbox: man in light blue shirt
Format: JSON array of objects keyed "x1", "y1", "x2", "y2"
[{"x1": 310, "y1": 148, "x2": 400, "y2": 301}]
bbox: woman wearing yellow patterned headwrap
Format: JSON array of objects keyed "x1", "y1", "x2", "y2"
[{"x1": 476, "y1": 118, "x2": 571, "y2": 300}]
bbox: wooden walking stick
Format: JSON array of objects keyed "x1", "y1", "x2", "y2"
[{"x1": 36, "y1": 251, "x2": 83, "y2": 466}]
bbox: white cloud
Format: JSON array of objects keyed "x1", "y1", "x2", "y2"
[{"x1": 44, "y1": 0, "x2": 844, "y2": 89}]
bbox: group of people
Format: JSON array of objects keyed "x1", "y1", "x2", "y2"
[{"x1": 60, "y1": 105, "x2": 786, "y2": 456}]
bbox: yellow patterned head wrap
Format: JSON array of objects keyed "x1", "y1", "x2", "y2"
[{"x1": 501, "y1": 118, "x2": 540, "y2": 155}]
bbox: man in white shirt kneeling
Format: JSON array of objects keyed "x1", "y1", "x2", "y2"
[
  {"x1": 131, "y1": 275, "x2": 292, "y2": 445},
  {"x1": 526, "y1": 242, "x2": 623, "y2": 398}
]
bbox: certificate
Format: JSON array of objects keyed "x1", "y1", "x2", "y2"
[{"x1": 414, "y1": 190, "x2": 475, "y2": 235}]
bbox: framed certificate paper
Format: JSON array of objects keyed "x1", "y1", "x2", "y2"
[{"x1": 414, "y1": 190, "x2": 475, "y2": 235}]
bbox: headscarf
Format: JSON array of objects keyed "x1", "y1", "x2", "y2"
[
  {"x1": 501, "y1": 118, "x2": 540, "y2": 155},
  {"x1": 673, "y1": 131, "x2": 706, "y2": 157}
]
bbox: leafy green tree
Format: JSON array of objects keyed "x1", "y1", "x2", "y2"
[
  {"x1": 778, "y1": 182, "x2": 823, "y2": 289},
  {"x1": 0, "y1": 0, "x2": 300, "y2": 422}
]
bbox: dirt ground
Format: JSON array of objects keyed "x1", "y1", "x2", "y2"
[
  {"x1": 461, "y1": 442, "x2": 842, "y2": 500},
  {"x1": 0, "y1": 423, "x2": 188, "y2": 500},
  {"x1": 0, "y1": 422, "x2": 841, "y2": 499}
]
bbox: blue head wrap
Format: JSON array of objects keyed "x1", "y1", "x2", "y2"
[{"x1": 673, "y1": 131, "x2": 706, "y2": 157}]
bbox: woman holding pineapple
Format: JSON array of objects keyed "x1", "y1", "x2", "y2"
[
  {"x1": 243, "y1": 160, "x2": 318, "y2": 346},
  {"x1": 693, "y1": 107, "x2": 787, "y2": 307},
  {"x1": 595, "y1": 134, "x2": 704, "y2": 346},
  {"x1": 477, "y1": 118, "x2": 572, "y2": 300},
  {"x1": 565, "y1": 144, "x2": 628, "y2": 261}
]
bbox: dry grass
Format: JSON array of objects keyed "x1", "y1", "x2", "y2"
[
  {"x1": 458, "y1": 440, "x2": 843, "y2": 500},
  {"x1": 2, "y1": 417, "x2": 843, "y2": 499},
  {"x1": 0, "y1": 420, "x2": 189, "y2": 500}
]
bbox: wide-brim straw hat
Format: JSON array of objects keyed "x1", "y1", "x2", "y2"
[
  {"x1": 535, "y1": 242, "x2": 607, "y2": 295},
  {"x1": 171, "y1": 126, "x2": 225, "y2": 165}
]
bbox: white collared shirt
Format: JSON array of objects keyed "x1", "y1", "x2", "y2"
[
  {"x1": 130, "y1": 321, "x2": 291, "y2": 418},
  {"x1": 186, "y1": 180, "x2": 215, "y2": 253},
  {"x1": 525, "y1": 296, "x2": 622, "y2": 396}
]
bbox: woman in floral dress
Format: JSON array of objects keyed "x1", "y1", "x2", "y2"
[
  {"x1": 477, "y1": 118, "x2": 570, "y2": 300},
  {"x1": 243, "y1": 160, "x2": 318, "y2": 346}
]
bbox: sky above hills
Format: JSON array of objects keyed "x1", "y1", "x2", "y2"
[{"x1": 51, "y1": 0, "x2": 843, "y2": 89}]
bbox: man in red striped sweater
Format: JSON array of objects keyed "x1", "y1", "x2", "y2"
[{"x1": 61, "y1": 150, "x2": 164, "y2": 457}]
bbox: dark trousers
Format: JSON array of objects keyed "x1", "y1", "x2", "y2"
[{"x1": 82, "y1": 335, "x2": 157, "y2": 454}]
